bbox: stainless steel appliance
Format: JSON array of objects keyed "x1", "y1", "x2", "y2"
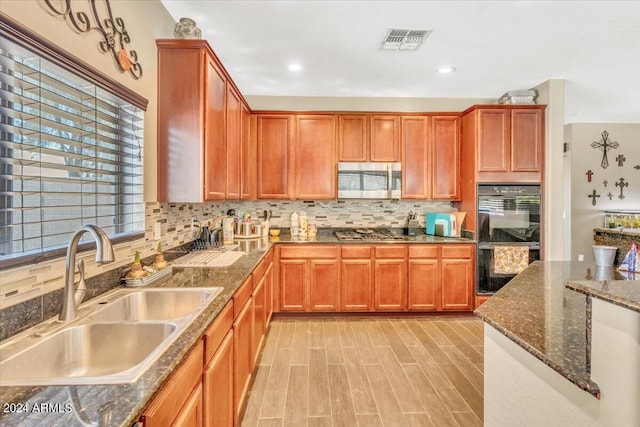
[
  {"x1": 334, "y1": 229, "x2": 407, "y2": 242},
  {"x1": 477, "y1": 184, "x2": 541, "y2": 294},
  {"x1": 337, "y1": 162, "x2": 401, "y2": 199}
]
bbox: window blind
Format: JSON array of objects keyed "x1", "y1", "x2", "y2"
[{"x1": 0, "y1": 37, "x2": 145, "y2": 265}]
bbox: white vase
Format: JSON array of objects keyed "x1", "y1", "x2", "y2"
[{"x1": 174, "y1": 17, "x2": 202, "y2": 39}]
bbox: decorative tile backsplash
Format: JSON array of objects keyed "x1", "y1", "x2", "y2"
[{"x1": 0, "y1": 199, "x2": 452, "y2": 312}]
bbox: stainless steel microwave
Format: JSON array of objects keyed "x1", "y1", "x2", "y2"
[{"x1": 337, "y1": 162, "x2": 401, "y2": 199}]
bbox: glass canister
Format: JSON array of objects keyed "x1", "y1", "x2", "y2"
[{"x1": 308, "y1": 220, "x2": 317, "y2": 238}]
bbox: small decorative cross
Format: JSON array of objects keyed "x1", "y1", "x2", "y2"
[
  {"x1": 635, "y1": 165, "x2": 640, "y2": 170},
  {"x1": 615, "y1": 177, "x2": 629, "y2": 199},
  {"x1": 603, "y1": 179, "x2": 608, "y2": 187},
  {"x1": 586, "y1": 170, "x2": 593, "y2": 182},
  {"x1": 588, "y1": 189, "x2": 600, "y2": 206},
  {"x1": 616, "y1": 154, "x2": 626, "y2": 167},
  {"x1": 585, "y1": 268, "x2": 592, "y2": 280},
  {"x1": 591, "y1": 130, "x2": 619, "y2": 169},
  {"x1": 607, "y1": 192, "x2": 613, "y2": 200}
]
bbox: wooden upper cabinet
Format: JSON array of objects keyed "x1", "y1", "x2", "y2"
[
  {"x1": 511, "y1": 109, "x2": 543, "y2": 172},
  {"x1": 473, "y1": 106, "x2": 545, "y2": 181},
  {"x1": 477, "y1": 109, "x2": 510, "y2": 173},
  {"x1": 295, "y1": 115, "x2": 336, "y2": 199},
  {"x1": 240, "y1": 104, "x2": 251, "y2": 199},
  {"x1": 431, "y1": 116, "x2": 460, "y2": 200},
  {"x1": 256, "y1": 115, "x2": 293, "y2": 199},
  {"x1": 225, "y1": 86, "x2": 241, "y2": 200},
  {"x1": 338, "y1": 115, "x2": 368, "y2": 161},
  {"x1": 401, "y1": 116, "x2": 431, "y2": 199},
  {"x1": 370, "y1": 115, "x2": 400, "y2": 161},
  {"x1": 157, "y1": 42, "x2": 227, "y2": 202}
]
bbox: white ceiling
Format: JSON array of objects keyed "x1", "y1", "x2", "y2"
[{"x1": 160, "y1": 1, "x2": 640, "y2": 123}]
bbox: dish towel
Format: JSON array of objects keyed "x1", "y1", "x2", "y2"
[{"x1": 493, "y1": 245, "x2": 529, "y2": 274}]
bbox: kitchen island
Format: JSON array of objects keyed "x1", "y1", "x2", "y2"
[{"x1": 475, "y1": 261, "x2": 640, "y2": 427}]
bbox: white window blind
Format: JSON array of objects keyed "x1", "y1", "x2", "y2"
[{"x1": 0, "y1": 36, "x2": 145, "y2": 265}]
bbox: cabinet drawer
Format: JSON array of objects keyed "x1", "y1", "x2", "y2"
[
  {"x1": 280, "y1": 245, "x2": 338, "y2": 259},
  {"x1": 442, "y1": 245, "x2": 473, "y2": 259},
  {"x1": 375, "y1": 246, "x2": 405, "y2": 259},
  {"x1": 408, "y1": 245, "x2": 439, "y2": 258},
  {"x1": 140, "y1": 341, "x2": 204, "y2": 426},
  {"x1": 342, "y1": 246, "x2": 372, "y2": 258},
  {"x1": 204, "y1": 301, "x2": 234, "y2": 366},
  {"x1": 233, "y1": 276, "x2": 253, "y2": 318}
]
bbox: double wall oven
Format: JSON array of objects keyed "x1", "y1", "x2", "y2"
[{"x1": 477, "y1": 184, "x2": 541, "y2": 294}]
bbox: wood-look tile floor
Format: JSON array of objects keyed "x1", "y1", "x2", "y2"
[{"x1": 241, "y1": 317, "x2": 484, "y2": 427}]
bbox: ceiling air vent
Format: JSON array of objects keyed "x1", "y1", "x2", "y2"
[{"x1": 380, "y1": 28, "x2": 432, "y2": 51}]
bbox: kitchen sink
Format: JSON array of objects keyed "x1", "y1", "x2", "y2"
[
  {"x1": 89, "y1": 288, "x2": 222, "y2": 322},
  {"x1": 0, "y1": 323, "x2": 177, "y2": 386},
  {"x1": 0, "y1": 287, "x2": 224, "y2": 386}
]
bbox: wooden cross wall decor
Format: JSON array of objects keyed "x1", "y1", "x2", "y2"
[
  {"x1": 586, "y1": 170, "x2": 593, "y2": 182},
  {"x1": 588, "y1": 189, "x2": 600, "y2": 206},
  {"x1": 591, "y1": 130, "x2": 619, "y2": 169},
  {"x1": 615, "y1": 177, "x2": 629, "y2": 199},
  {"x1": 616, "y1": 154, "x2": 626, "y2": 167},
  {"x1": 603, "y1": 179, "x2": 608, "y2": 187}
]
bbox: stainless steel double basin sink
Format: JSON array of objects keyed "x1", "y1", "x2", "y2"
[{"x1": 0, "y1": 287, "x2": 223, "y2": 386}]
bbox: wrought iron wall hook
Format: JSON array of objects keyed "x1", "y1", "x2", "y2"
[{"x1": 42, "y1": 0, "x2": 142, "y2": 79}]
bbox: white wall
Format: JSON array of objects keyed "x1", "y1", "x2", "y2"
[
  {"x1": 0, "y1": 0, "x2": 176, "y2": 202},
  {"x1": 566, "y1": 123, "x2": 640, "y2": 262},
  {"x1": 534, "y1": 79, "x2": 566, "y2": 261}
]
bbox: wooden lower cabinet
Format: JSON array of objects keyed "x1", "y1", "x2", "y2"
[
  {"x1": 204, "y1": 331, "x2": 233, "y2": 427},
  {"x1": 252, "y1": 275, "x2": 266, "y2": 363},
  {"x1": 174, "y1": 382, "x2": 203, "y2": 427},
  {"x1": 310, "y1": 260, "x2": 340, "y2": 311},
  {"x1": 265, "y1": 263, "x2": 274, "y2": 323},
  {"x1": 140, "y1": 342, "x2": 204, "y2": 426},
  {"x1": 233, "y1": 295, "x2": 253, "y2": 420},
  {"x1": 341, "y1": 259, "x2": 373, "y2": 311},
  {"x1": 441, "y1": 258, "x2": 474, "y2": 310},
  {"x1": 279, "y1": 259, "x2": 306, "y2": 311},
  {"x1": 374, "y1": 258, "x2": 406, "y2": 310},
  {"x1": 407, "y1": 258, "x2": 440, "y2": 310}
]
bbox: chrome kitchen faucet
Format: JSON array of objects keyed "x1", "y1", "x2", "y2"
[{"x1": 59, "y1": 225, "x2": 115, "y2": 322}]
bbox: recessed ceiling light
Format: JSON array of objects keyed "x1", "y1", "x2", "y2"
[
  {"x1": 287, "y1": 63, "x2": 303, "y2": 72},
  {"x1": 437, "y1": 66, "x2": 456, "y2": 74}
]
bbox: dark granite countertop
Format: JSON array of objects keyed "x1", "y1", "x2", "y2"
[
  {"x1": 594, "y1": 227, "x2": 640, "y2": 238},
  {"x1": 474, "y1": 261, "x2": 603, "y2": 398},
  {"x1": 566, "y1": 278, "x2": 640, "y2": 313},
  {"x1": 0, "y1": 243, "x2": 272, "y2": 427},
  {"x1": 0, "y1": 230, "x2": 474, "y2": 426},
  {"x1": 474, "y1": 260, "x2": 639, "y2": 399},
  {"x1": 270, "y1": 227, "x2": 475, "y2": 244}
]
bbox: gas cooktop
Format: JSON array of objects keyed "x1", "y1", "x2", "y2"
[{"x1": 334, "y1": 229, "x2": 407, "y2": 242}]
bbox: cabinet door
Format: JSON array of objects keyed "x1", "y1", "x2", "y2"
[
  {"x1": 341, "y1": 259, "x2": 372, "y2": 311},
  {"x1": 295, "y1": 115, "x2": 336, "y2": 199},
  {"x1": 338, "y1": 115, "x2": 368, "y2": 161},
  {"x1": 511, "y1": 109, "x2": 543, "y2": 172},
  {"x1": 240, "y1": 104, "x2": 251, "y2": 199},
  {"x1": 265, "y1": 263, "x2": 274, "y2": 324},
  {"x1": 279, "y1": 259, "x2": 307, "y2": 311},
  {"x1": 374, "y1": 259, "x2": 406, "y2": 311},
  {"x1": 252, "y1": 275, "x2": 266, "y2": 363},
  {"x1": 141, "y1": 342, "x2": 204, "y2": 426},
  {"x1": 257, "y1": 115, "x2": 292, "y2": 199},
  {"x1": 431, "y1": 116, "x2": 460, "y2": 200},
  {"x1": 204, "y1": 57, "x2": 227, "y2": 200},
  {"x1": 401, "y1": 116, "x2": 430, "y2": 199},
  {"x1": 408, "y1": 259, "x2": 439, "y2": 311},
  {"x1": 204, "y1": 331, "x2": 233, "y2": 427},
  {"x1": 477, "y1": 109, "x2": 510, "y2": 173},
  {"x1": 233, "y1": 297, "x2": 253, "y2": 418},
  {"x1": 226, "y1": 86, "x2": 241, "y2": 199},
  {"x1": 370, "y1": 115, "x2": 400, "y2": 161},
  {"x1": 441, "y1": 258, "x2": 473, "y2": 310},
  {"x1": 173, "y1": 382, "x2": 203, "y2": 427},
  {"x1": 309, "y1": 259, "x2": 340, "y2": 311}
]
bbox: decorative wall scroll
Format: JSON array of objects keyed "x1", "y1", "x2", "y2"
[
  {"x1": 42, "y1": 0, "x2": 142, "y2": 79},
  {"x1": 588, "y1": 189, "x2": 600, "y2": 206},
  {"x1": 591, "y1": 130, "x2": 619, "y2": 169}
]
